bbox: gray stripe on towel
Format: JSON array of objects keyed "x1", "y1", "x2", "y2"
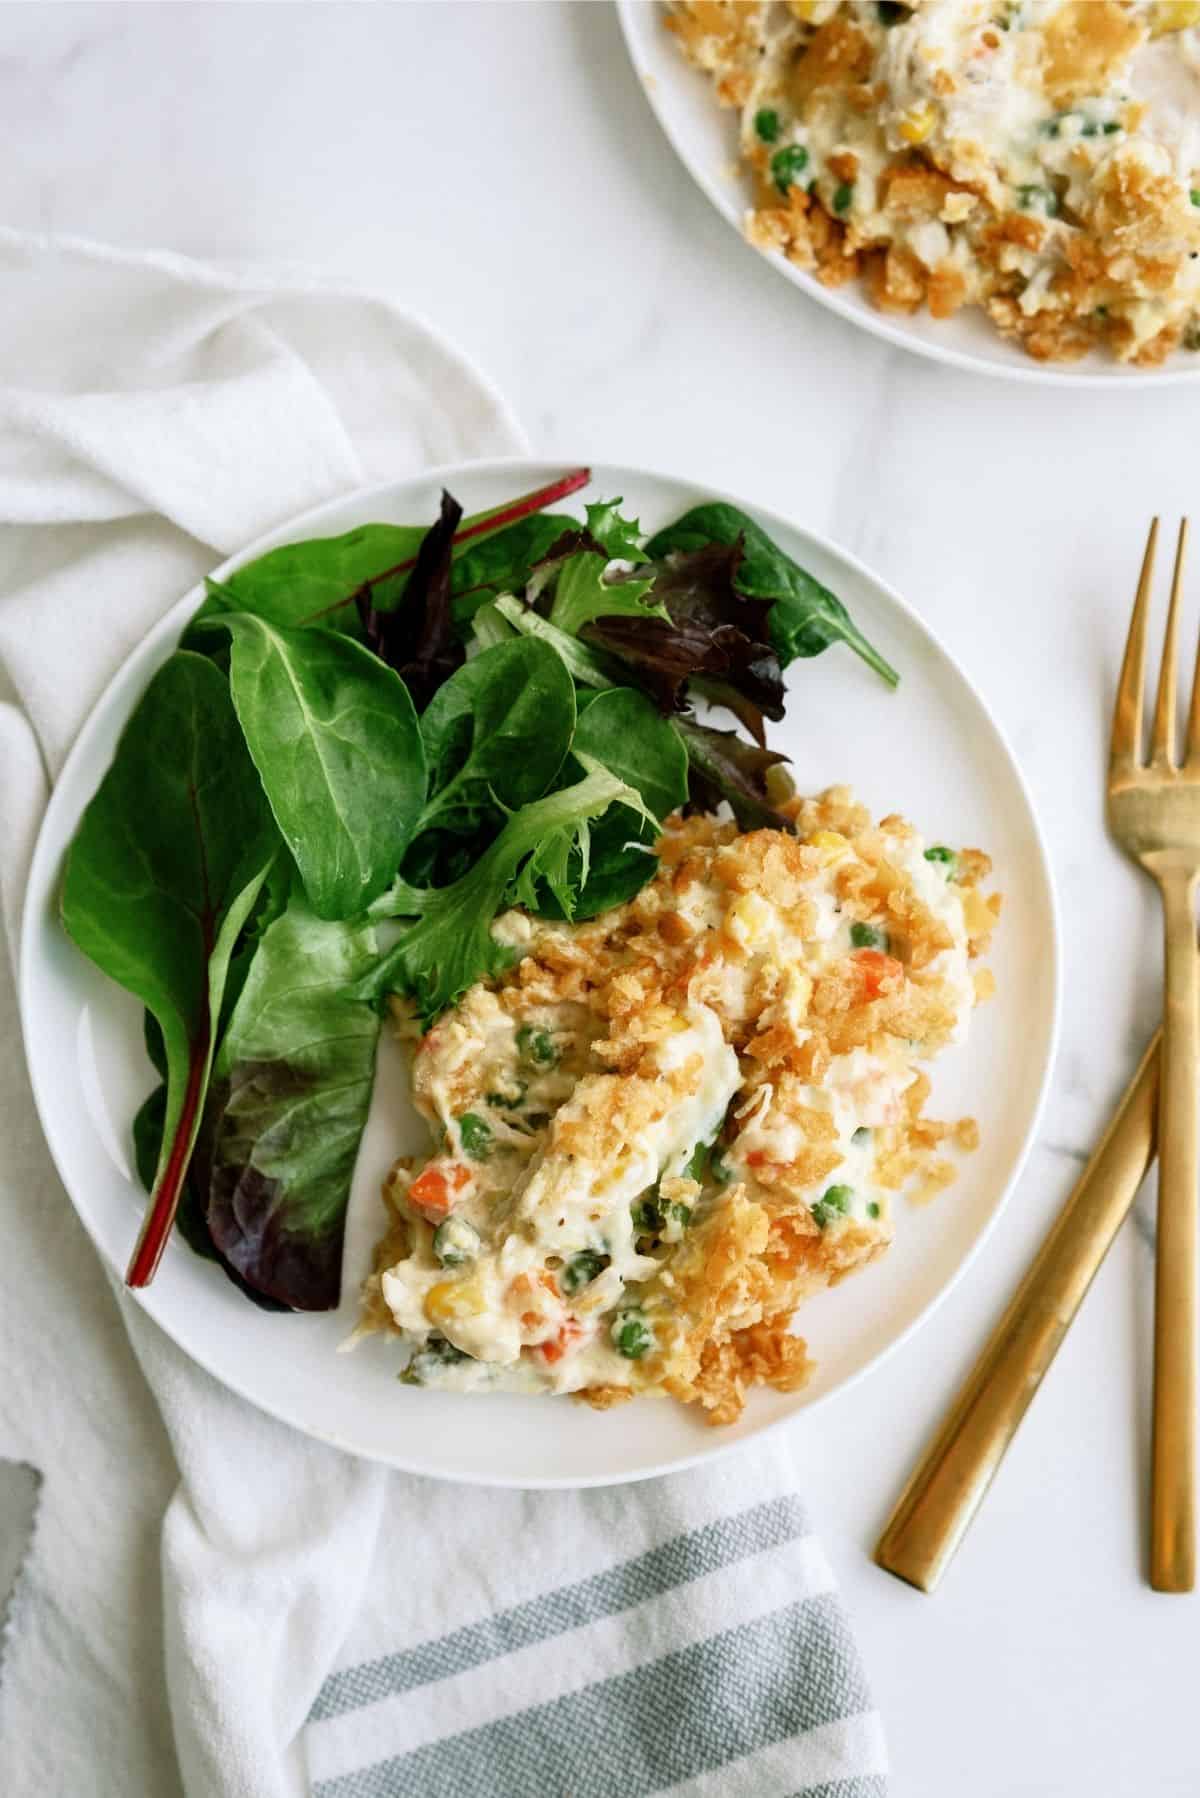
[
  {"x1": 310, "y1": 1492, "x2": 808, "y2": 1723},
  {"x1": 791, "y1": 1781, "x2": 888, "y2": 1798},
  {"x1": 314, "y1": 1589, "x2": 871, "y2": 1798}
]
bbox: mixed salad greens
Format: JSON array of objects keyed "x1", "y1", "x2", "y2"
[{"x1": 61, "y1": 468, "x2": 898, "y2": 1312}]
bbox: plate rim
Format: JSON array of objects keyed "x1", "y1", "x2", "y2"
[
  {"x1": 18, "y1": 453, "x2": 1062, "y2": 1487},
  {"x1": 614, "y1": 0, "x2": 1200, "y2": 391}
]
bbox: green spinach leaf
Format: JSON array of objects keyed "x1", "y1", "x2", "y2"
[
  {"x1": 417, "y1": 637, "x2": 576, "y2": 840},
  {"x1": 203, "y1": 893, "x2": 382, "y2": 1310},
  {"x1": 645, "y1": 503, "x2": 898, "y2": 687},
  {"x1": 199, "y1": 614, "x2": 426, "y2": 920},
  {"x1": 61, "y1": 651, "x2": 279, "y2": 1287}
]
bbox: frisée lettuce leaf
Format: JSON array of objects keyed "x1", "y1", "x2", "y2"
[{"x1": 349, "y1": 765, "x2": 656, "y2": 1023}]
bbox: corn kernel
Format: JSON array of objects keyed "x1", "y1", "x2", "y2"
[
  {"x1": 424, "y1": 1277, "x2": 485, "y2": 1324},
  {"x1": 962, "y1": 888, "x2": 996, "y2": 938},
  {"x1": 806, "y1": 829, "x2": 850, "y2": 864},
  {"x1": 973, "y1": 967, "x2": 997, "y2": 1003},
  {"x1": 783, "y1": 967, "x2": 814, "y2": 1019},
  {"x1": 898, "y1": 101, "x2": 936, "y2": 145},
  {"x1": 1151, "y1": 1, "x2": 1200, "y2": 34},
  {"x1": 787, "y1": 0, "x2": 820, "y2": 18},
  {"x1": 727, "y1": 890, "x2": 774, "y2": 947}
]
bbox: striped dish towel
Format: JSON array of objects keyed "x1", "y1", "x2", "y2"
[
  {"x1": 0, "y1": 229, "x2": 887, "y2": 1798},
  {"x1": 303, "y1": 1456, "x2": 886, "y2": 1798}
]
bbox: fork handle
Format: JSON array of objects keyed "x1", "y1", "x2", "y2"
[
  {"x1": 875, "y1": 1031, "x2": 1158, "y2": 1592},
  {"x1": 1153, "y1": 867, "x2": 1200, "y2": 1593}
]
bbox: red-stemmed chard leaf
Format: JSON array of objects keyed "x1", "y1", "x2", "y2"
[
  {"x1": 186, "y1": 469, "x2": 593, "y2": 637},
  {"x1": 320, "y1": 468, "x2": 593, "y2": 629},
  {"x1": 61, "y1": 652, "x2": 280, "y2": 1289},
  {"x1": 132, "y1": 1058, "x2": 292, "y2": 1311}
]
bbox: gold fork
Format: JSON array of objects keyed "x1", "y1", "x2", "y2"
[{"x1": 1109, "y1": 516, "x2": 1197, "y2": 1593}]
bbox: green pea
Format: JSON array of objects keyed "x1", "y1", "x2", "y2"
[
  {"x1": 833, "y1": 182, "x2": 854, "y2": 214},
  {"x1": 771, "y1": 144, "x2": 809, "y2": 194},
  {"x1": 812, "y1": 1184, "x2": 853, "y2": 1229},
  {"x1": 867, "y1": 1201, "x2": 881, "y2": 1220},
  {"x1": 924, "y1": 845, "x2": 958, "y2": 877},
  {"x1": 1192, "y1": 190, "x2": 1200, "y2": 209},
  {"x1": 683, "y1": 1139, "x2": 713, "y2": 1182},
  {"x1": 631, "y1": 1195, "x2": 665, "y2": 1237},
  {"x1": 611, "y1": 1309, "x2": 654, "y2": 1360},
  {"x1": 755, "y1": 108, "x2": 780, "y2": 144},
  {"x1": 1103, "y1": 120, "x2": 1121, "y2": 135},
  {"x1": 457, "y1": 1112, "x2": 493, "y2": 1159},
  {"x1": 562, "y1": 1250, "x2": 610, "y2": 1296},
  {"x1": 402, "y1": 1336, "x2": 471, "y2": 1384},
  {"x1": 516, "y1": 1024, "x2": 558, "y2": 1068},
  {"x1": 1016, "y1": 183, "x2": 1059, "y2": 217},
  {"x1": 433, "y1": 1217, "x2": 480, "y2": 1268},
  {"x1": 850, "y1": 921, "x2": 888, "y2": 951}
]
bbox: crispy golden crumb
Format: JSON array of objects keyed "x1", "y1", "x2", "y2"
[{"x1": 575, "y1": 1383, "x2": 635, "y2": 1411}]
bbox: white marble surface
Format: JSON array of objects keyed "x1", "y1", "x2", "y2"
[{"x1": 3, "y1": 2, "x2": 1200, "y2": 1793}]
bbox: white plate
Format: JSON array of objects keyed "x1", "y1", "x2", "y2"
[
  {"x1": 616, "y1": 0, "x2": 1200, "y2": 389},
  {"x1": 20, "y1": 458, "x2": 1059, "y2": 1487}
]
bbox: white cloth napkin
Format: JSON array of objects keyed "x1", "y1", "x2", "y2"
[{"x1": 0, "y1": 228, "x2": 888, "y2": 1798}]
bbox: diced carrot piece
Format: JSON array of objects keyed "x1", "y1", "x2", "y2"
[
  {"x1": 408, "y1": 1160, "x2": 471, "y2": 1220},
  {"x1": 853, "y1": 948, "x2": 904, "y2": 999},
  {"x1": 540, "y1": 1320, "x2": 583, "y2": 1364}
]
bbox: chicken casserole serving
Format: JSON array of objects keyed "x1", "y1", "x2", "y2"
[{"x1": 358, "y1": 790, "x2": 999, "y2": 1425}]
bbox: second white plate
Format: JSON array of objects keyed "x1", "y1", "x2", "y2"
[
  {"x1": 616, "y1": 0, "x2": 1200, "y2": 389},
  {"x1": 20, "y1": 457, "x2": 1059, "y2": 1486}
]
